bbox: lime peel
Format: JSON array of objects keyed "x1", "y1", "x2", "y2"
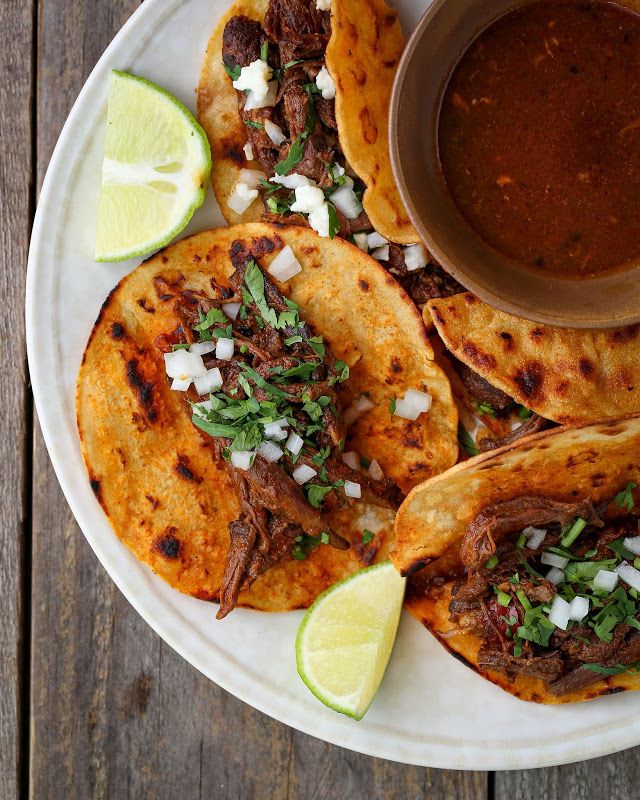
[
  {"x1": 296, "y1": 561, "x2": 406, "y2": 720},
  {"x1": 95, "y1": 70, "x2": 211, "y2": 262}
]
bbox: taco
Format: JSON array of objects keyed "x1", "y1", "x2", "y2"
[
  {"x1": 195, "y1": 0, "x2": 459, "y2": 306},
  {"x1": 427, "y1": 293, "x2": 640, "y2": 458},
  {"x1": 77, "y1": 224, "x2": 457, "y2": 618},
  {"x1": 393, "y1": 415, "x2": 640, "y2": 703}
]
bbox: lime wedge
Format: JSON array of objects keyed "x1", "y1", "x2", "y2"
[
  {"x1": 296, "y1": 561, "x2": 406, "y2": 720},
  {"x1": 95, "y1": 70, "x2": 211, "y2": 261}
]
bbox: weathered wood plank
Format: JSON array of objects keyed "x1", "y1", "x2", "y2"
[
  {"x1": 495, "y1": 748, "x2": 640, "y2": 800},
  {"x1": 30, "y1": 1, "x2": 488, "y2": 798},
  {"x1": 0, "y1": 1, "x2": 34, "y2": 799}
]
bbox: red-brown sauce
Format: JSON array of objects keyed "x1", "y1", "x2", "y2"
[{"x1": 438, "y1": 1, "x2": 640, "y2": 277}]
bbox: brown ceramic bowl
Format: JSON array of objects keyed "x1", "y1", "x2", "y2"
[{"x1": 389, "y1": 0, "x2": 640, "y2": 329}]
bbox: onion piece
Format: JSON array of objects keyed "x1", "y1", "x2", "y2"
[
  {"x1": 189, "y1": 341, "x2": 216, "y2": 356},
  {"x1": 315, "y1": 66, "x2": 336, "y2": 100},
  {"x1": 404, "y1": 243, "x2": 429, "y2": 271},
  {"x1": 330, "y1": 180, "x2": 362, "y2": 220},
  {"x1": 524, "y1": 526, "x2": 547, "y2": 550},
  {"x1": 228, "y1": 181, "x2": 259, "y2": 214},
  {"x1": 258, "y1": 441, "x2": 284, "y2": 463},
  {"x1": 370, "y1": 245, "x2": 390, "y2": 262},
  {"x1": 264, "y1": 419, "x2": 289, "y2": 441},
  {"x1": 353, "y1": 233, "x2": 368, "y2": 252},
  {"x1": 193, "y1": 400, "x2": 213, "y2": 417},
  {"x1": 341, "y1": 451, "x2": 360, "y2": 470},
  {"x1": 239, "y1": 168, "x2": 267, "y2": 189},
  {"x1": 164, "y1": 350, "x2": 207, "y2": 380},
  {"x1": 546, "y1": 567, "x2": 565, "y2": 586},
  {"x1": 594, "y1": 569, "x2": 619, "y2": 591},
  {"x1": 231, "y1": 451, "x2": 255, "y2": 471},
  {"x1": 244, "y1": 80, "x2": 278, "y2": 111},
  {"x1": 368, "y1": 459, "x2": 384, "y2": 481},
  {"x1": 293, "y1": 464, "x2": 317, "y2": 485},
  {"x1": 243, "y1": 142, "x2": 254, "y2": 161},
  {"x1": 265, "y1": 119, "x2": 287, "y2": 146},
  {"x1": 344, "y1": 480, "x2": 361, "y2": 499},
  {"x1": 624, "y1": 536, "x2": 640, "y2": 555},
  {"x1": 215, "y1": 338, "x2": 234, "y2": 361},
  {"x1": 194, "y1": 367, "x2": 223, "y2": 396},
  {"x1": 171, "y1": 377, "x2": 192, "y2": 392},
  {"x1": 344, "y1": 394, "x2": 375, "y2": 427},
  {"x1": 308, "y1": 203, "x2": 331, "y2": 238},
  {"x1": 548, "y1": 595, "x2": 571, "y2": 630},
  {"x1": 617, "y1": 561, "x2": 640, "y2": 592},
  {"x1": 285, "y1": 431, "x2": 304, "y2": 455},
  {"x1": 367, "y1": 231, "x2": 388, "y2": 249},
  {"x1": 568, "y1": 596, "x2": 589, "y2": 622},
  {"x1": 268, "y1": 245, "x2": 303, "y2": 282},
  {"x1": 222, "y1": 302, "x2": 241, "y2": 320},
  {"x1": 271, "y1": 173, "x2": 313, "y2": 189},
  {"x1": 394, "y1": 389, "x2": 432, "y2": 421},
  {"x1": 541, "y1": 551, "x2": 569, "y2": 569}
]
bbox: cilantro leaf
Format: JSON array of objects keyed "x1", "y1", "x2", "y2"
[
  {"x1": 275, "y1": 136, "x2": 305, "y2": 175},
  {"x1": 224, "y1": 63, "x2": 241, "y2": 81},
  {"x1": 362, "y1": 530, "x2": 374, "y2": 545},
  {"x1": 615, "y1": 482, "x2": 637, "y2": 512},
  {"x1": 458, "y1": 423, "x2": 479, "y2": 457}
]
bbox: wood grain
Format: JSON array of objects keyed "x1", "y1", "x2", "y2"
[{"x1": 0, "y1": 1, "x2": 34, "y2": 799}]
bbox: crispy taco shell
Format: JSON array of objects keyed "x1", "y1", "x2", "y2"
[
  {"x1": 196, "y1": 0, "x2": 417, "y2": 243},
  {"x1": 78, "y1": 224, "x2": 457, "y2": 612},
  {"x1": 394, "y1": 415, "x2": 640, "y2": 703},
  {"x1": 428, "y1": 293, "x2": 640, "y2": 424}
]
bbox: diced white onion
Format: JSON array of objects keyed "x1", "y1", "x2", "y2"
[
  {"x1": 568, "y1": 596, "x2": 590, "y2": 622},
  {"x1": 230, "y1": 450, "x2": 255, "y2": 471},
  {"x1": 265, "y1": 119, "x2": 287, "y2": 146},
  {"x1": 341, "y1": 451, "x2": 360, "y2": 470},
  {"x1": 193, "y1": 367, "x2": 223, "y2": 396},
  {"x1": 164, "y1": 350, "x2": 207, "y2": 379},
  {"x1": 264, "y1": 419, "x2": 289, "y2": 441},
  {"x1": 344, "y1": 394, "x2": 375, "y2": 427},
  {"x1": 330, "y1": 179, "x2": 362, "y2": 220},
  {"x1": 546, "y1": 567, "x2": 565, "y2": 586},
  {"x1": 316, "y1": 0, "x2": 331, "y2": 10},
  {"x1": 353, "y1": 233, "x2": 368, "y2": 252},
  {"x1": 293, "y1": 464, "x2": 317, "y2": 485},
  {"x1": 222, "y1": 302, "x2": 241, "y2": 320},
  {"x1": 291, "y1": 184, "x2": 326, "y2": 214},
  {"x1": 624, "y1": 536, "x2": 640, "y2": 556},
  {"x1": 257, "y1": 441, "x2": 284, "y2": 462},
  {"x1": 239, "y1": 168, "x2": 267, "y2": 189},
  {"x1": 285, "y1": 431, "x2": 304, "y2": 455},
  {"x1": 594, "y1": 569, "x2": 619, "y2": 592},
  {"x1": 541, "y1": 551, "x2": 569, "y2": 569},
  {"x1": 268, "y1": 245, "x2": 302, "y2": 282},
  {"x1": 315, "y1": 66, "x2": 336, "y2": 100},
  {"x1": 524, "y1": 526, "x2": 547, "y2": 550},
  {"x1": 216, "y1": 338, "x2": 235, "y2": 361},
  {"x1": 271, "y1": 172, "x2": 313, "y2": 189},
  {"x1": 370, "y1": 245, "x2": 390, "y2": 261},
  {"x1": 228, "y1": 181, "x2": 259, "y2": 214},
  {"x1": 308, "y1": 203, "x2": 331, "y2": 238},
  {"x1": 368, "y1": 459, "x2": 384, "y2": 481},
  {"x1": 244, "y1": 80, "x2": 278, "y2": 110},
  {"x1": 394, "y1": 389, "x2": 433, "y2": 421},
  {"x1": 243, "y1": 141, "x2": 254, "y2": 161},
  {"x1": 171, "y1": 377, "x2": 192, "y2": 392},
  {"x1": 404, "y1": 243, "x2": 429, "y2": 271},
  {"x1": 367, "y1": 231, "x2": 388, "y2": 249},
  {"x1": 233, "y1": 59, "x2": 272, "y2": 99},
  {"x1": 548, "y1": 595, "x2": 571, "y2": 630},
  {"x1": 344, "y1": 480, "x2": 361, "y2": 499},
  {"x1": 189, "y1": 341, "x2": 216, "y2": 356},
  {"x1": 617, "y1": 561, "x2": 640, "y2": 592},
  {"x1": 193, "y1": 400, "x2": 213, "y2": 417}
]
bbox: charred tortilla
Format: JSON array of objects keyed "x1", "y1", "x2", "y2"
[
  {"x1": 77, "y1": 224, "x2": 457, "y2": 614},
  {"x1": 196, "y1": 0, "x2": 418, "y2": 243},
  {"x1": 394, "y1": 415, "x2": 640, "y2": 703}
]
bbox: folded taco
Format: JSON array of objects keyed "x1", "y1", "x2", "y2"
[
  {"x1": 196, "y1": 0, "x2": 458, "y2": 303},
  {"x1": 427, "y1": 293, "x2": 640, "y2": 457},
  {"x1": 77, "y1": 224, "x2": 457, "y2": 618},
  {"x1": 394, "y1": 415, "x2": 640, "y2": 703}
]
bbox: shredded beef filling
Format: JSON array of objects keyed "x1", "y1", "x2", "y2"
[
  {"x1": 156, "y1": 243, "x2": 401, "y2": 618},
  {"x1": 449, "y1": 491, "x2": 640, "y2": 694}
]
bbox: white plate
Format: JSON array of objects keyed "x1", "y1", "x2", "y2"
[{"x1": 26, "y1": 0, "x2": 640, "y2": 770}]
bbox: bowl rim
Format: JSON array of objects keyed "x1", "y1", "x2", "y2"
[{"x1": 388, "y1": 0, "x2": 640, "y2": 330}]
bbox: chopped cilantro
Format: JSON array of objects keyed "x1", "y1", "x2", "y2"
[
  {"x1": 224, "y1": 63, "x2": 241, "y2": 81},
  {"x1": 327, "y1": 202, "x2": 340, "y2": 239},
  {"x1": 583, "y1": 661, "x2": 640, "y2": 676},
  {"x1": 389, "y1": 398, "x2": 397, "y2": 415},
  {"x1": 496, "y1": 589, "x2": 512, "y2": 607},
  {"x1": 260, "y1": 40, "x2": 269, "y2": 62},
  {"x1": 275, "y1": 135, "x2": 306, "y2": 175},
  {"x1": 485, "y1": 554, "x2": 499, "y2": 570},
  {"x1": 561, "y1": 517, "x2": 587, "y2": 548},
  {"x1": 171, "y1": 343, "x2": 190, "y2": 351},
  {"x1": 457, "y1": 424, "x2": 479, "y2": 457},
  {"x1": 517, "y1": 405, "x2": 533, "y2": 419},
  {"x1": 615, "y1": 482, "x2": 637, "y2": 512},
  {"x1": 475, "y1": 401, "x2": 497, "y2": 418},
  {"x1": 244, "y1": 119, "x2": 265, "y2": 130},
  {"x1": 362, "y1": 530, "x2": 375, "y2": 545}
]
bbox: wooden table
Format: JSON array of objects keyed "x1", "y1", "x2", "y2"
[{"x1": 3, "y1": 0, "x2": 640, "y2": 797}]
